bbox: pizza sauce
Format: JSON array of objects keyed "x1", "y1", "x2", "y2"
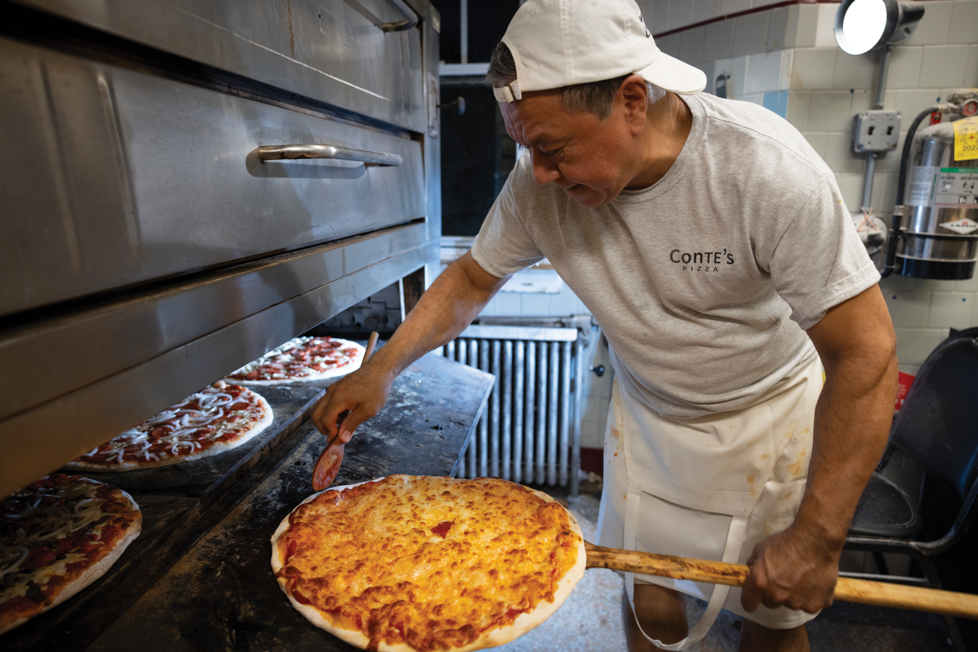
[
  {"x1": 228, "y1": 336, "x2": 361, "y2": 382},
  {"x1": 273, "y1": 476, "x2": 582, "y2": 652},
  {"x1": 0, "y1": 474, "x2": 141, "y2": 633},
  {"x1": 67, "y1": 382, "x2": 271, "y2": 470}
]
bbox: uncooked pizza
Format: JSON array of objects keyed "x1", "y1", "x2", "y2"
[
  {"x1": 64, "y1": 382, "x2": 273, "y2": 472},
  {"x1": 227, "y1": 336, "x2": 365, "y2": 384},
  {"x1": 0, "y1": 474, "x2": 142, "y2": 634},
  {"x1": 271, "y1": 475, "x2": 586, "y2": 652}
]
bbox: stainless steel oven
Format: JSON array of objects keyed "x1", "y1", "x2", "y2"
[{"x1": 0, "y1": 0, "x2": 444, "y2": 499}]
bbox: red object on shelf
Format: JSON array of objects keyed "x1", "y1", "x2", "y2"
[{"x1": 895, "y1": 372, "x2": 915, "y2": 411}]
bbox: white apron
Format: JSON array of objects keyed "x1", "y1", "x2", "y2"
[{"x1": 596, "y1": 356, "x2": 823, "y2": 649}]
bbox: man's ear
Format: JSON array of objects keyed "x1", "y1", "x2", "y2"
[{"x1": 618, "y1": 74, "x2": 649, "y2": 133}]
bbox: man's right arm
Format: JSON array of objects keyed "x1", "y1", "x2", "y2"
[{"x1": 310, "y1": 251, "x2": 510, "y2": 441}]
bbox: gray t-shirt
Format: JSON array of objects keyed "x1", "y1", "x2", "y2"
[{"x1": 472, "y1": 92, "x2": 880, "y2": 419}]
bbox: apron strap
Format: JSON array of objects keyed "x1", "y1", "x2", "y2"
[{"x1": 624, "y1": 492, "x2": 748, "y2": 651}]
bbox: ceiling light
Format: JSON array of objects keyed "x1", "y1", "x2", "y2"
[{"x1": 834, "y1": 0, "x2": 925, "y2": 56}]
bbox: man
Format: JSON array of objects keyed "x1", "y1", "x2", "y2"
[{"x1": 312, "y1": 0, "x2": 898, "y2": 649}]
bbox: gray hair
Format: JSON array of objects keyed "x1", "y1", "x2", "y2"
[{"x1": 486, "y1": 42, "x2": 661, "y2": 119}]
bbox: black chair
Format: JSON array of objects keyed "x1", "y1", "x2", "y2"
[{"x1": 845, "y1": 326, "x2": 978, "y2": 652}]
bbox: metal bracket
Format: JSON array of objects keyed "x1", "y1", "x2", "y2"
[{"x1": 852, "y1": 110, "x2": 902, "y2": 153}]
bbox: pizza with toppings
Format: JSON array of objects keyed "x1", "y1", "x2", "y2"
[
  {"x1": 271, "y1": 475, "x2": 586, "y2": 652},
  {"x1": 64, "y1": 382, "x2": 273, "y2": 472},
  {"x1": 0, "y1": 474, "x2": 141, "y2": 634},
  {"x1": 227, "y1": 336, "x2": 365, "y2": 384}
]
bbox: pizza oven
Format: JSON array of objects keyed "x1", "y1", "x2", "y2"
[
  {"x1": 1, "y1": 3, "x2": 501, "y2": 649},
  {"x1": 0, "y1": 0, "x2": 445, "y2": 500}
]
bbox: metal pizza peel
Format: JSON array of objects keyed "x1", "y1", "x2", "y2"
[{"x1": 312, "y1": 331, "x2": 379, "y2": 491}]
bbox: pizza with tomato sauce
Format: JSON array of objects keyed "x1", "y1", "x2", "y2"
[
  {"x1": 64, "y1": 382, "x2": 273, "y2": 471},
  {"x1": 271, "y1": 475, "x2": 586, "y2": 651},
  {"x1": 227, "y1": 336, "x2": 365, "y2": 384},
  {"x1": 0, "y1": 474, "x2": 141, "y2": 634}
]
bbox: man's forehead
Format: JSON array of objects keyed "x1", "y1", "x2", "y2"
[{"x1": 500, "y1": 96, "x2": 567, "y2": 145}]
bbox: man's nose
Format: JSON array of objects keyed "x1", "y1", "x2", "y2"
[{"x1": 531, "y1": 152, "x2": 561, "y2": 185}]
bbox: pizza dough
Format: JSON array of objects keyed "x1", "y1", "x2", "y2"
[
  {"x1": 227, "y1": 336, "x2": 365, "y2": 385},
  {"x1": 0, "y1": 474, "x2": 142, "y2": 634},
  {"x1": 64, "y1": 382, "x2": 273, "y2": 472},
  {"x1": 271, "y1": 475, "x2": 586, "y2": 652}
]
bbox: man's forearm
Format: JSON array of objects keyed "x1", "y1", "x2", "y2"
[
  {"x1": 792, "y1": 349, "x2": 898, "y2": 549},
  {"x1": 371, "y1": 252, "x2": 507, "y2": 380}
]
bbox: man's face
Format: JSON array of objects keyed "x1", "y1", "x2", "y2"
[{"x1": 499, "y1": 88, "x2": 644, "y2": 208}]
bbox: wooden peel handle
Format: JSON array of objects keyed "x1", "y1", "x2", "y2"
[{"x1": 584, "y1": 541, "x2": 978, "y2": 620}]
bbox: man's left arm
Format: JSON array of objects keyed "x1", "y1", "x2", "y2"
[{"x1": 741, "y1": 284, "x2": 898, "y2": 613}]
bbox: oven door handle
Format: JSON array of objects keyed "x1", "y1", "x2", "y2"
[
  {"x1": 379, "y1": 0, "x2": 419, "y2": 32},
  {"x1": 257, "y1": 144, "x2": 403, "y2": 167}
]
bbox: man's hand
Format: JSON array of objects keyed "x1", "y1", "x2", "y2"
[
  {"x1": 741, "y1": 525, "x2": 840, "y2": 614},
  {"x1": 311, "y1": 362, "x2": 394, "y2": 443},
  {"x1": 308, "y1": 252, "x2": 509, "y2": 443}
]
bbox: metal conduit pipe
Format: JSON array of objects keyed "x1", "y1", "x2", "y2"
[{"x1": 859, "y1": 45, "x2": 891, "y2": 213}]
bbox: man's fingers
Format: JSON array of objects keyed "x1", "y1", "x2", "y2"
[
  {"x1": 314, "y1": 388, "x2": 354, "y2": 440},
  {"x1": 336, "y1": 403, "x2": 381, "y2": 443},
  {"x1": 740, "y1": 572, "x2": 762, "y2": 613}
]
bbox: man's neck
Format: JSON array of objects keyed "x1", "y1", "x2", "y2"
[{"x1": 625, "y1": 91, "x2": 692, "y2": 190}]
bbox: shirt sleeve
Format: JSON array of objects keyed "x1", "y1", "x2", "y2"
[
  {"x1": 767, "y1": 172, "x2": 881, "y2": 330},
  {"x1": 470, "y1": 170, "x2": 545, "y2": 278}
]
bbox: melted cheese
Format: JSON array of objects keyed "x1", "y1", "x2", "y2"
[
  {"x1": 276, "y1": 476, "x2": 581, "y2": 651},
  {"x1": 1, "y1": 476, "x2": 138, "y2": 620}
]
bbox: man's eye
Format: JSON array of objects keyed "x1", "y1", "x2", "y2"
[{"x1": 540, "y1": 147, "x2": 561, "y2": 156}]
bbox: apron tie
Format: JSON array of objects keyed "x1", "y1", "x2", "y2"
[{"x1": 624, "y1": 492, "x2": 748, "y2": 651}]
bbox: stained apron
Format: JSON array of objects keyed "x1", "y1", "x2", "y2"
[{"x1": 596, "y1": 356, "x2": 823, "y2": 649}]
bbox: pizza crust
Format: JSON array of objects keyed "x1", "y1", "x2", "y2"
[
  {"x1": 62, "y1": 393, "x2": 274, "y2": 472},
  {"x1": 0, "y1": 488, "x2": 142, "y2": 635},
  {"x1": 270, "y1": 479, "x2": 587, "y2": 652},
  {"x1": 231, "y1": 339, "x2": 365, "y2": 385}
]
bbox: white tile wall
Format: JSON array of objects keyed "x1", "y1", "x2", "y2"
[
  {"x1": 744, "y1": 51, "x2": 787, "y2": 94},
  {"x1": 732, "y1": 12, "x2": 769, "y2": 57},
  {"x1": 680, "y1": 25, "x2": 707, "y2": 64},
  {"x1": 787, "y1": 91, "x2": 811, "y2": 130},
  {"x1": 832, "y1": 49, "x2": 878, "y2": 90},
  {"x1": 765, "y1": 7, "x2": 789, "y2": 52},
  {"x1": 885, "y1": 46, "x2": 924, "y2": 89},
  {"x1": 904, "y1": 2, "x2": 954, "y2": 47},
  {"x1": 883, "y1": 290, "x2": 932, "y2": 328},
  {"x1": 928, "y1": 292, "x2": 974, "y2": 329},
  {"x1": 668, "y1": 0, "x2": 693, "y2": 32},
  {"x1": 919, "y1": 45, "x2": 972, "y2": 88},
  {"x1": 719, "y1": 0, "x2": 751, "y2": 16},
  {"x1": 692, "y1": 0, "x2": 720, "y2": 25},
  {"x1": 948, "y1": 1, "x2": 978, "y2": 44},
  {"x1": 807, "y1": 90, "x2": 851, "y2": 130},
  {"x1": 704, "y1": 19, "x2": 735, "y2": 61},
  {"x1": 789, "y1": 48, "x2": 836, "y2": 90},
  {"x1": 785, "y1": 4, "x2": 818, "y2": 49}
]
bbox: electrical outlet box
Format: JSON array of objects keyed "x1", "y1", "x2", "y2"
[{"x1": 851, "y1": 110, "x2": 902, "y2": 153}]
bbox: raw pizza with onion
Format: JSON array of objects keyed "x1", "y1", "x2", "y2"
[
  {"x1": 226, "y1": 336, "x2": 365, "y2": 384},
  {"x1": 64, "y1": 382, "x2": 273, "y2": 472},
  {"x1": 271, "y1": 475, "x2": 586, "y2": 652},
  {"x1": 0, "y1": 474, "x2": 141, "y2": 634}
]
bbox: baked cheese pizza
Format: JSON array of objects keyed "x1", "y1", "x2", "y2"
[
  {"x1": 0, "y1": 474, "x2": 141, "y2": 634},
  {"x1": 227, "y1": 336, "x2": 365, "y2": 384},
  {"x1": 271, "y1": 475, "x2": 586, "y2": 652},
  {"x1": 64, "y1": 382, "x2": 273, "y2": 472}
]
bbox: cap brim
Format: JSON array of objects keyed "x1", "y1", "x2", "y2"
[{"x1": 636, "y1": 53, "x2": 706, "y2": 95}]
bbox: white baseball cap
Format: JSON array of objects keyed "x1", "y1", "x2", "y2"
[{"x1": 493, "y1": 0, "x2": 707, "y2": 103}]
